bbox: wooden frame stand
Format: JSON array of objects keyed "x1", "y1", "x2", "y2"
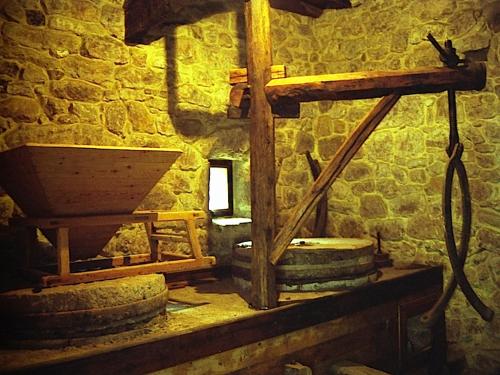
[{"x1": 12, "y1": 210, "x2": 216, "y2": 287}]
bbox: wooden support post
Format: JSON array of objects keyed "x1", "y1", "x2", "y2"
[
  {"x1": 56, "y1": 227, "x2": 70, "y2": 276},
  {"x1": 185, "y1": 216, "x2": 203, "y2": 259},
  {"x1": 245, "y1": 0, "x2": 277, "y2": 309},
  {"x1": 270, "y1": 94, "x2": 401, "y2": 265},
  {"x1": 144, "y1": 222, "x2": 159, "y2": 261}
]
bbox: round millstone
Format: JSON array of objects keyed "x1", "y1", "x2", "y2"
[
  {"x1": 0, "y1": 274, "x2": 168, "y2": 343},
  {"x1": 232, "y1": 238, "x2": 377, "y2": 292}
]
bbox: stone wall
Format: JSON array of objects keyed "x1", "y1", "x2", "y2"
[
  {"x1": 0, "y1": 0, "x2": 498, "y2": 373},
  {"x1": 271, "y1": 1, "x2": 499, "y2": 373},
  {"x1": 0, "y1": 0, "x2": 251, "y2": 258}
]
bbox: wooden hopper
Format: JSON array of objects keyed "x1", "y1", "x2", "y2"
[{"x1": 0, "y1": 143, "x2": 181, "y2": 260}]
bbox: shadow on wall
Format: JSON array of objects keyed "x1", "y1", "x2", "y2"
[{"x1": 125, "y1": 0, "x2": 248, "y2": 137}]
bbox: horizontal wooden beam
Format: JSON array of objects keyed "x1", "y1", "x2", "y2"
[
  {"x1": 269, "y1": 0, "x2": 351, "y2": 17},
  {"x1": 265, "y1": 63, "x2": 486, "y2": 103},
  {"x1": 41, "y1": 257, "x2": 216, "y2": 287}
]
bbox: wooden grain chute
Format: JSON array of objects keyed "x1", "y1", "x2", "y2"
[
  {"x1": 0, "y1": 144, "x2": 216, "y2": 287},
  {"x1": 0, "y1": 143, "x2": 182, "y2": 261}
]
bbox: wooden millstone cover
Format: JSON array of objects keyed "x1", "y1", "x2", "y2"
[
  {"x1": 0, "y1": 274, "x2": 168, "y2": 344},
  {"x1": 232, "y1": 238, "x2": 377, "y2": 292}
]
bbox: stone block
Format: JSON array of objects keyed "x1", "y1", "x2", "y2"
[
  {"x1": 295, "y1": 131, "x2": 314, "y2": 154},
  {"x1": 464, "y1": 93, "x2": 498, "y2": 120},
  {"x1": 105, "y1": 101, "x2": 127, "y2": 136},
  {"x1": 6, "y1": 81, "x2": 34, "y2": 97},
  {"x1": 372, "y1": 219, "x2": 405, "y2": 241},
  {"x1": 177, "y1": 147, "x2": 202, "y2": 171},
  {"x1": 115, "y1": 66, "x2": 161, "y2": 89},
  {"x1": 60, "y1": 55, "x2": 114, "y2": 85},
  {"x1": 344, "y1": 161, "x2": 372, "y2": 181},
  {"x1": 318, "y1": 135, "x2": 345, "y2": 160},
  {"x1": 21, "y1": 63, "x2": 48, "y2": 83},
  {"x1": 41, "y1": 0, "x2": 99, "y2": 22},
  {"x1": 48, "y1": 15, "x2": 106, "y2": 36},
  {"x1": 477, "y1": 227, "x2": 500, "y2": 251},
  {"x1": 338, "y1": 216, "x2": 366, "y2": 238},
  {"x1": 69, "y1": 102, "x2": 99, "y2": 124},
  {"x1": 25, "y1": 9, "x2": 45, "y2": 26},
  {"x1": 44, "y1": 29, "x2": 81, "y2": 56},
  {"x1": 127, "y1": 101, "x2": 155, "y2": 134},
  {"x1": 51, "y1": 79, "x2": 103, "y2": 102},
  {"x1": 1, "y1": 1, "x2": 25, "y2": 23},
  {"x1": 0, "y1": 60, "x2": 20, "y2": 78},
  {"x1": 407, "y1": 215, "x2": 441, "y2": 240},
  {"x1": 0, "y1": 96, "x2": 41, "y2": 122},
  {"x1": 360, "y1": 194, "x2": 387, "y2": 218},
  {"x1": 3, "y1": 22, "x2": 44, "y2": 49},
  {"x1": 82, "y1": 35, "x2": 129, "y2": 64},
  {"x1": 41, "y1": 96, "x2": 68, "y2": 119}
]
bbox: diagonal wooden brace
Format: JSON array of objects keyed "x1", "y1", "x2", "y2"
[{"x1": 270, "y1": 94, "x2": 401, "y2": 265}]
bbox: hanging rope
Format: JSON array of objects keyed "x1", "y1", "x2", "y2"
[{"x1": 422, "y1": 35, "x2": 494, "y2": 326}]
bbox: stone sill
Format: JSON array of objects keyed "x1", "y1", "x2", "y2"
[{"x1": 211, "y1": 217, "x2": 252, "y2": 226}]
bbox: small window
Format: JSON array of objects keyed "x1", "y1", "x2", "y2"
[{"x1": 209, "y1": 159, "x2": 233, "y2": 217}]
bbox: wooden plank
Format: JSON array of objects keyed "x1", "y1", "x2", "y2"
[
  {"x1": 265, "y1": 63, "x2": 486, "y2": 103},
  {"x1": 11, "y1": 212, "x2": 159, "y2": 229},
  {"x1": 230, "y1": 65, "x2": 287, "y2": 85},
  {"x1": 41, "y1": 257, "x2": 216, "y2": 287},
  {"x1": 69, "y1": 254, "x2": 152, "y2": 270},
  {"x1": 140, "y1": 210, "x2": 207, "y2": 222},
  {"x1": 331, "y1": 361, "x2": 390, "y2": 375},
  {"x1": 270, "y1": 94, "x2": 401, "y2": 265},
  {"x1": 245, "y1": 0, "x2": 277, "y2": 309}
]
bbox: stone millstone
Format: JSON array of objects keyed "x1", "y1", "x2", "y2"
[
  {"x1": 0, "y1": 274, "x2": 168, "y2": 343},
  {"x1": 232, "y1": 238, "x2": 377, "y2": 292}
]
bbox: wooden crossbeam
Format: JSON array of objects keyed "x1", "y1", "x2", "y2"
[
  {"x1": 270, "y1": 0, "x2": 351, "y2": 18},
  {"x1": 265, "y1": 63, "x2": 486, "y2": 103},
  {"x1": 270, "y1": 94, "x2": 401, "y2": 265}
]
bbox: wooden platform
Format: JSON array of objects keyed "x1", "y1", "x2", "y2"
[
  {"x1": 12, "y1": 210, "x2": 215, "y2": 287},
  {"x1": 0, "y1": 266, "x2": 445, "y2": 375}
]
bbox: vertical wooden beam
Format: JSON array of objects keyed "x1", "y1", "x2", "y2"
[{"x1": 245, "y1": 0, "x2": 277, "y2": 309}]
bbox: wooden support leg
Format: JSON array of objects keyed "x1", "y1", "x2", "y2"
[
  {"x1": 24, "y1": 226, "x2": 37, "y2": 269},
  {"x1": 245, "y1": 0, "x2": 277, "y2": 309},
  {"x1": 185, "y1": 217, "x2": 203, "y2": 259},
  {"x1": 271, "y1": 94, "x2": 401, "y2": 265},
  {"x1": 56, "y1": 227, "x2": 70, "y2": 277},
  {"x1": 145, "y1": 222, "x2": 159, "y2": 262}
]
